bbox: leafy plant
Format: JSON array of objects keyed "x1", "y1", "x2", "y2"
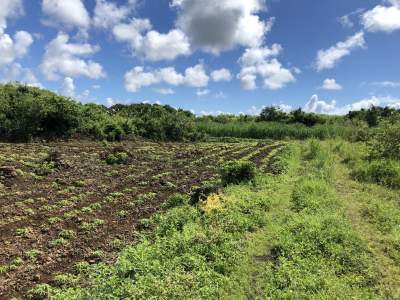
[{"x1": 220, "y1": 161, "x2": 256, "y2": 186}]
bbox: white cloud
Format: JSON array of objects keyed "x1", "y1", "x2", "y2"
[
  {"x1": 106, "y1": 97, "x2": 116, "y2": 107},
  {"x1": 76, "y1": 89, "x2": 96, "y2": 103},
  {"x1": 42, "y1": 0, "x2": 90, "y2": 31},
  {"x1": 303, "y1": 94, "x2": 400, "y2": 115},
  {"x1": 40, "y1": 33, "x2": 106, "y2": 80},
  {"x1": 211, "y1": 68, "x2": 232, "y2": 82},
  {"x1": 305, "y1": 94, "x2": 337, "y2": 114},
  {"x1": 112, "y1": 18, "x2": 190, "y2": 61},
  {"x1": 246, "y1": 105, "x2": 263, "y2": 115},
  {"x1": 0, "y1": 31, "x2": 33, "y2": 68},
  {"x1": 93, "y1": 0, "x2": 134, "y2": 29},
  {"x1": 124, "y1": 63, "x2": 209, "y2": 92},
  {"x1": 362, "y1": 1, "x2": 400, "y2": 33},
  {"x1": 124, "y1": 66, "x2": 158, "y2": 92},
  {"x1": 238, "y1": 44, "x2": 295, "y2": 90},
  {"x1": 157, "y1": 67, "x2": 185, "y2": 85},
  {"x1": 184, "y1": 64, "x2": 209, "y2": 87},
  {"x1": 196, "y1": 89, "x2": 210, "y2": 96},
  {"x1": 315, "y1": 32, "x2": 365, "y2": 71},
  {"x1": 321, "y1": 78, "x2": 343, "y2": 90},
  {"x1": 59, "y1": 77, "x2": 75, "y2": 97},
  {"x1": 278, "y1": 103, "x2": 293, "y2": 113},
  {"x1": 155, "y1": 88, "x2": 175, "y2": 95},
  {"x1": 140, "y1": 29, "x2": 191, "y2": 61},
  {"x1": 371, "y1": 81, "x2": 400, "y2": 88},
  {"x1": 171, "y1": 0, "x2": 271, "y2": 53},
  {"x1": 0, "y1": 0, "x2": 23, "y2": 34},
  {"x1": 1, "y1": 63, "x2": 41, "y2": 87},
  {"x1": 338, "y1": 8, "x2": 365, "y2": 28},
  {"x1": 112, "y1": 18, "x2": 151, "y2": 47},
  {"x1": 199, "y1": 110, "x2": 231, "y2": 116}
]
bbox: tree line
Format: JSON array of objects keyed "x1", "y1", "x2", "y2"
[{"x1": 0, "y1": 83, "x2": 399, "y2": 142}]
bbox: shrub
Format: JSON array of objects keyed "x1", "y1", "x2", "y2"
[
  {"x1": 257, "y1": 106, "x2": 287, "y2": 122},
  {"x1": 106, "y1": 152, "x2": 129, "y2": 165},
  {"x1": 163, "y1": 194, "x2": 189, "y2": 209},
  {"x1": 369, "y1": 121, "x2": 400, "y2": 160},
  {"x1": 220, "y1": 161, "x2": 256, "y2": 186},
  {"x1": 351, "y1": 159, "x2": 400, "y2": 189}
]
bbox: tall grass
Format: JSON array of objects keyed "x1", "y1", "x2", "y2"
[{"x1": 196, "y1": 121, "x2": 352, "y2": 140}]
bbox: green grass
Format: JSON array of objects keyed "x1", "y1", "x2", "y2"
[{"x1": 197, "y1": 120, "x2": 353, "y2": 140}]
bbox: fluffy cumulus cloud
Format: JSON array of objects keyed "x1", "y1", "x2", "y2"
[
  {"x1": 305, "y1": 95, "x2": 337, "y2": 114},
  {"x1": 238, "y1": 44, "x2": 296, "y2": 90},
  {"x1": 0, "y1": 31, "x2": 33, "y2": 68},
  {"x1": 140, "y1": 30, "x2": 190, "y2": 61},
  {"x1": 112, "y1": 18, "x2": 190, "y2": 61},
  {"x1": 211, "y1": 68, "x2": 232, "y2": 82},
  {"x1": 0, "y1": 0, "x2": 23, "y2": 33},
  {"x1": 42, "y1": 0, "x2": 90, "y2": 31},
  {"x1": 93, "y1": 0, "x2": 134, "y2": 29},
  {"x1": 124, "y1": 64, "x2": 209, "y2": 92},
  {"x1": 362, "y1": 0, "x2": 400, "y2": 33},
  {"x1": 303, "y1": 94, "x2": 400, "y2": 115},
  {"x1": 0, "y1": 0, "x2": 32, "y2": 69},
  {"x1": 59, "y1": 77, "x2": 75, "y2": 97},
  {"x1": 184, "y1": 64, "x2": 209, "y2": 87},
  {"x1": 321, "y1": 78, "x2": 342, "y2": 90},
  {"x1": 171, "y1": 0, "x2": 272, "y2": 53},
  {"x1": 40, "y1": 33, "x2": 106, "y2": 80},
  {"x1": 315, "y1": 32, "x2": 365, "y2": 71},
  {"x1": 1, "y1": 63, "x2": 41, "y2": 87}
]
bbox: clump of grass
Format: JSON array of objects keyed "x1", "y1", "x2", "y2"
[
  {"x1": 106, "y1": 152, "x2": 129, "y2": 165},
  {"x1": 163, "y1": 193, "x2": 189, "y2": 209},
  {"x1": 220, "y1": 160, "x2": 256, "y2": 186},
  {"x1": 102, "y1": 146, "x2": 130, "y2": 165},
  {"x1": 26, "y1": 283, "x2": 52, "y2": 300}
]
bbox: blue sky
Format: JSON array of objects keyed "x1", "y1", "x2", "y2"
[{"x1": 1, "y1": 0, "x2": 400, "y2": 115}]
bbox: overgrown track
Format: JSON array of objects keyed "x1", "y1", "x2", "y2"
[{"x1": 0, "y1": 140, "x2": 283, "y2": 299}]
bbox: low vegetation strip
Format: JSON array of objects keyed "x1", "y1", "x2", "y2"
[{"x1": 221, "y1": 140, "x2": 400, "y2": 299}]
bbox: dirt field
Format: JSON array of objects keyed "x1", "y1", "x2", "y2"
[{"x1": 0, "y1": 140, "x2": 283, "y2": 299}]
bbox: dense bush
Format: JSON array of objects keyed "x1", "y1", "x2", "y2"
[
  {"x1": 257, "y1": 106, "x2": 287, "y2": 122},
  {"x1": 369, "y1": 121, "x2": 400, "y2": 160},
  {"x1": 220, "y1": 161, "x2": 256, "y2": 186},
  {"x1": 0, "y1": 84, "x2": 81, "y2": 141},
  {"x1": 351, "y1": 159, "x2": 400, "y2": 189},
  {"x1": 0, "y1": 83, "x2": 197, "y2": 142},
  {"x1": 348, "y1": 106, "x2": 399, "y2": 127}
]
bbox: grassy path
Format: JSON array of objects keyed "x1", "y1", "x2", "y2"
[
  {"x1": 335, "y1": 162, "x2": 400, "y2": 299},
  {"x1": 227, "y1": 140, "x2": 400, "y2": 299},
  {"x1": 223, "y1": 144, "x2": 301, "y2": 299}
]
